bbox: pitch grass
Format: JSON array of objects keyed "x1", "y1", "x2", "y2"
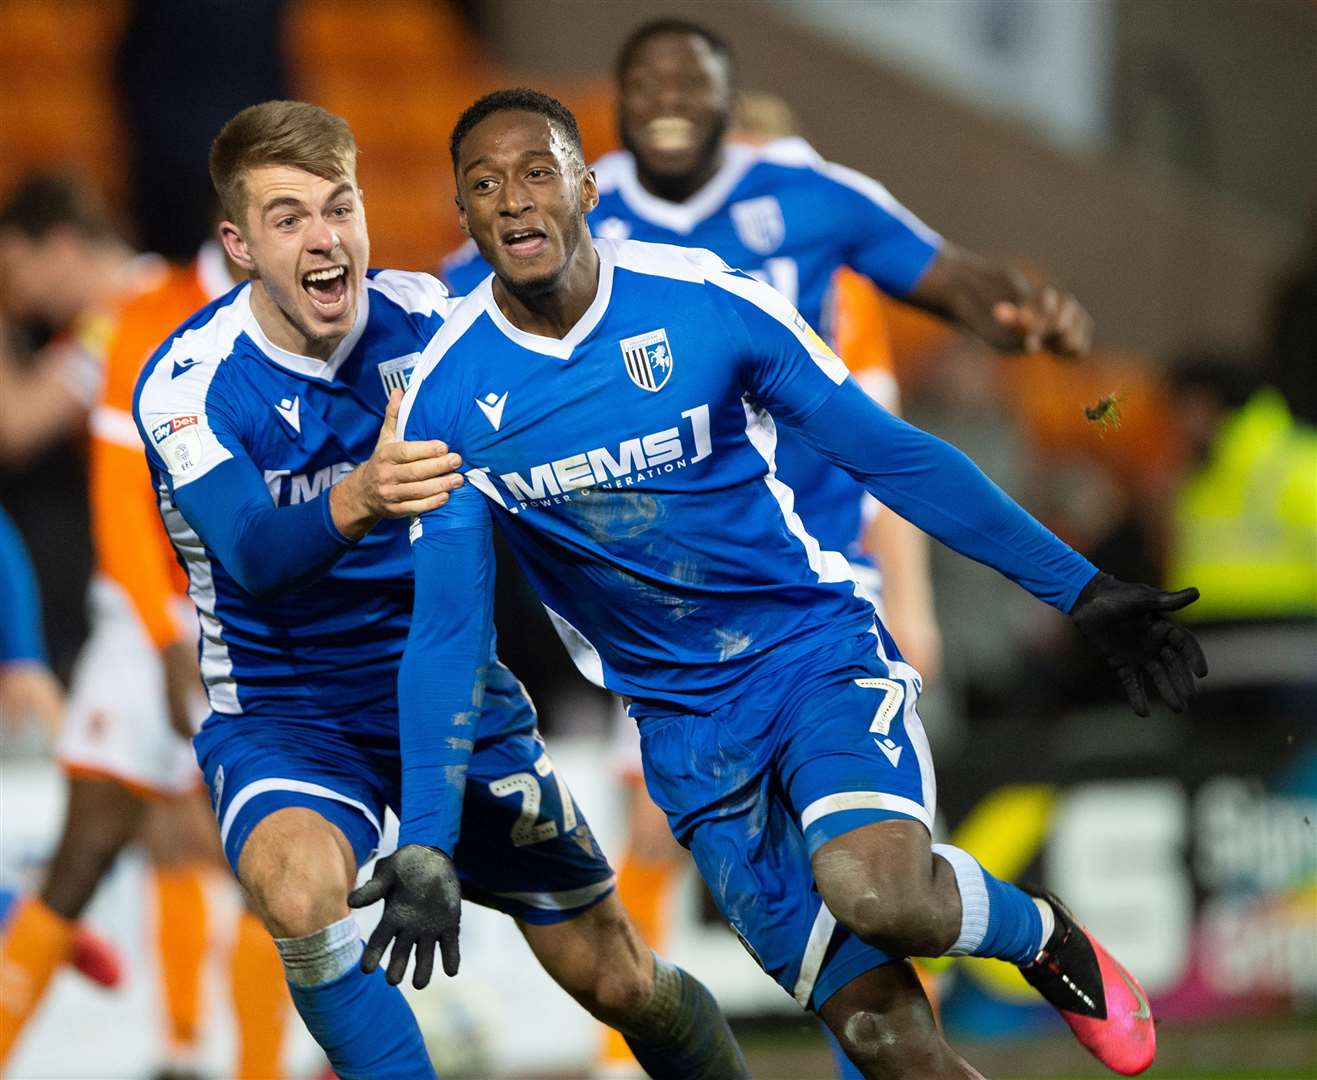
[{"x1": 732, "y1": 1013, "x2": 1317, "y2": 1080}]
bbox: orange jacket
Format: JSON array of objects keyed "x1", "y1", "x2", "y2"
[{"x1": 88, "y1": 249, "x2": 231, "y2": 648}]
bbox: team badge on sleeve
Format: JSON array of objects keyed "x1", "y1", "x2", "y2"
[
  {"x1": 378, "y1": 352, "x2": 421, "y2": 395},
  {"x1": 151, "y1": 415, "x2": 204, "y2": 476},
  {"x1": 730, "y1": 196, "x2": 786, "y2": 255},
  {"x1": 620, "y1": 329, "x2": 674, "y2": 392}
]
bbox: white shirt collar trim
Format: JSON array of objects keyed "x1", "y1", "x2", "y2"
[
  {"x1": 246, "y1": 285, "x2": 371, "y2": 381},
  {"x1": 481, "y1": 241, "x2": 615, "y2": 360},
  {"x1": 612, "y1": 144, "x2": 757, "y2": 235}
]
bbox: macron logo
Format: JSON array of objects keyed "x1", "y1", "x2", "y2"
[
  {"x1": 874, "y1": 738, "x2": 903, "y2": 768},
  {"x1": 275, "y1": 396, "x2": 300, "y2": 433},
  {"x1": 171, "y1": 357, "x2": 201, "y2": 379},
  {"x1": 476, "y1": 391, "x2": 508, "y2": 431}
]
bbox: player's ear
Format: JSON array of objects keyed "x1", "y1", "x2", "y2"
[
  {"x1": 456, "y1": 195, "x2": 470, "y2": 237},
  {"x1": 580, "y1": 169, "x2": 599, "y2": 216},
  {"x1": 218, "y1": 219, "x2": 256, "y2": 273}
]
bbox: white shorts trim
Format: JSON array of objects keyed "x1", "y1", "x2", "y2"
[
  {"x1": 218, "y1": 777, "x2": 382, "y2": 851},
  {"x1": 799, "y1": 790, "x2": 933, "y2": 834},
  {"x1": 493, "y1": 875, "x2": 616, "y2": 912},
  {"x1": 792, "y1": 902, "x2": 838, "y2": 1007}
]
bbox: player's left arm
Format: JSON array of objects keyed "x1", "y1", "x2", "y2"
[
  {"x1": 827, "y1": 166, "x2": 1092, "y2": 357},
  {"x1": 724, "y1": 276, "x2": 1205, "y2": 715},
  {"x1": 348, "y1": 377, "x2": 489, "y2": 989}
]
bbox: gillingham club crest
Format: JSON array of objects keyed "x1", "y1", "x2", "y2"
[{"x1": 619, "y1": 328, "x2": 674, "y2": 392}]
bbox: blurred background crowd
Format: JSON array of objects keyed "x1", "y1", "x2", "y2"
[{"x1": 0, "y1": 1, "x2": 1313, "y2": 1078}]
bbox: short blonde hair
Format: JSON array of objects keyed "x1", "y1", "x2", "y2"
[{"x1": 209, "y1": 100, "x2": 357, "y2": 222}]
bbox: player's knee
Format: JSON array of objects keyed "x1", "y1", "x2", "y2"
[
  {"x1": 831, "y1": 886, "x2": 946, "y2": 956},
  {"x1": 836, "y1": 1007, "x2": 942, "y2": 1079},
  {"x1": 238, "y1": 811, "x2": 354, "y2": 938},
  {"x1": 592, "y1": 954, "x2": 653, "y2": 1020}
]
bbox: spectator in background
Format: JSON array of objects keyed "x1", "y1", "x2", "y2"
[
  {"x1": 1165, "y1": 352, "x2": 1316, "y2": 756},
  {"x1": 0, "y1": 173, "x2": 161, "y2": 679},
  {"x1": 117, "y1": 0, "x2": 289, "y2": 258}
]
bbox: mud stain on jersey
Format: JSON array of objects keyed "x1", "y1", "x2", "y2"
[{"x1": 573, "y1": 488, "x2": 663, "y2": 543}]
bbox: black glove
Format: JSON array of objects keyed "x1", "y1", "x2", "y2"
[
  {"x1": 1070, "y1": 572, "x2": 1209, "y2": 717},
  {"x1": 347, "y1": 843, "x2": 462, "y2": 988}
]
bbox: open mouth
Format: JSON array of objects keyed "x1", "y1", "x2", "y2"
[
  {"x1": 301, "y1": 265, "x2": 349, "y2": 314},
  {"x1": 501, "y1": 227, "x2": 548, "y2": 259},
  {"x1": 647, "y1": 116, "x2": 696, "y2": 152}
]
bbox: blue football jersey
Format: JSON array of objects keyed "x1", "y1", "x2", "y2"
[
  {"x1": 397, "y1": 239, "x2": 1093, "y2": 849},
  {"x1": 133, "y1": 269, "x2": 523, "y2": 733},
  {"x1": 441, "y1": 138, "x2": 941, "y2": 558}
]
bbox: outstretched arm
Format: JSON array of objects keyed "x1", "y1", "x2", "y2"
[
  {"x1": 721, "y1": 270, "x2": 1204, "y2": 714},
  {"x1": 793, "y1": 379, "x2": 1205, "y2": 713},
  {"x1": 905, "y1": 242, "x2": 1093, "y2": 357}
]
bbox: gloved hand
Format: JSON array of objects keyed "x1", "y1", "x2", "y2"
[
  {"x1": 347, "y1": 843, "x2": 462, "y2": 988},
  {"x1": 1070, "y1": 572, "x2": 1208, "y2": 717}
]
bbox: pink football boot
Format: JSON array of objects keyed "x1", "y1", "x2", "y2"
[{"x1": 1020, "y1": 890, "x2": 1155, "y2": 1075}]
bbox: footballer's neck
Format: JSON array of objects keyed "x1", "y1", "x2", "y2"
[
  {"x1": 494, "y1": 234, "x2": 600, "y2": 341},
  {"x1": 250, "y1": 283, "x2": 348, "y2": 361}
]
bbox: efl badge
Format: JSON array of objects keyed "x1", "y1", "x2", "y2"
[
  {"x1": 730, "y1": 196, "x2": 785, "y2": 255},
  {"x1": 151, "y1": 415, "x2": 203, "y2": 477},
  {"x1": 378, "y1": 352, "x2": 420, "y2": 395},
  {"x1": 620, "y1": 329, "x2": 674, "y2": 392}
]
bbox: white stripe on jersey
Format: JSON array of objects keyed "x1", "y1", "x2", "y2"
[
  {"x1": 137, "y1": 290, "x2": 252, "y2": 487},
  {"x1": 367, "y1": 269, "x2": 453, "y2": 318},
  {"x1": 396, "y1": 288, "x2": 489, "y2": 441},
  {"x1": 543, "y1": 604, "x2": 606, "y2": 688},
  {"x1": 157, "y1": 485, "x2": 240, "y2": 714}
]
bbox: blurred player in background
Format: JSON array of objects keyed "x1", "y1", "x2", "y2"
[
  {"x1": 0, "y1": 174, "x2": 161, "y2": 682},
  {"x1": 0, "y1": 234, "x2": 293, "y2": 1078},
  {"x1": 386, "y1": 90, "x2": 1206, "y2": 1080},
  {"x1": 0, "y1": 504, "x2": 63, "y2": 734},
  {"x1": 0, "y1": 502, "x2": 124, "y2": 994},
  {"x1": 133, "y1": 100, "x2": 746, "y2": 1080}
]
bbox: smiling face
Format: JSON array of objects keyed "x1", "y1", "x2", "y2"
[
  {"x1": 456, "y1": 110, "x2": 597, "y2": 296},
  {"x1": 218, "y1": 164, "x2": 368, "y2": 359},
  {"x1": 618, "y1": 30, "x2": 733, "y2": 197}
]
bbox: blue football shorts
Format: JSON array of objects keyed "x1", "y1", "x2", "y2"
[
  {"x1": 633, "y1": 625, "x2": 935, "y2": 1010},
  {"x1": 193, "y1": 675, "x2": 615, "y2": 926}
]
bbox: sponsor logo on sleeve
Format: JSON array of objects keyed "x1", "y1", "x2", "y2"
[{"x1": 153, "y1": 415, "x2": 203, "y2": 476}]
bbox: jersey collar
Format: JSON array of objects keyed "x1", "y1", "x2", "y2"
[
  {"x1": 480, "y1": 240, "x2": 616, "y2": 360},
  {"x1": 245, "y1": 285, "x2": 371, "y2": 381},
  {"x1": 610, "y1": 144, "x2": 756, "y2": 235}
]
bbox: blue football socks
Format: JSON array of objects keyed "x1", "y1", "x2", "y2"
[
  {"x1": 933, "y1": 844, "x2": 1050, "y2": 964},
  {"x1": 276, "y1": 915, "x2": 435, "y2": 1080}
]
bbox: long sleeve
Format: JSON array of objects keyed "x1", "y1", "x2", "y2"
[
  {"x1": 395, "y1": 500, "x2": 495, "y2": 854},
  {"x1": 717, "y1": 270, "x2": 1096, "y2": 612},
  {"x1": 793, "y1": 378, "x2": 1096, "y2": 611},
  {"x1": 172, "y1": 456, "x2": 355, "y2": 598}
]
